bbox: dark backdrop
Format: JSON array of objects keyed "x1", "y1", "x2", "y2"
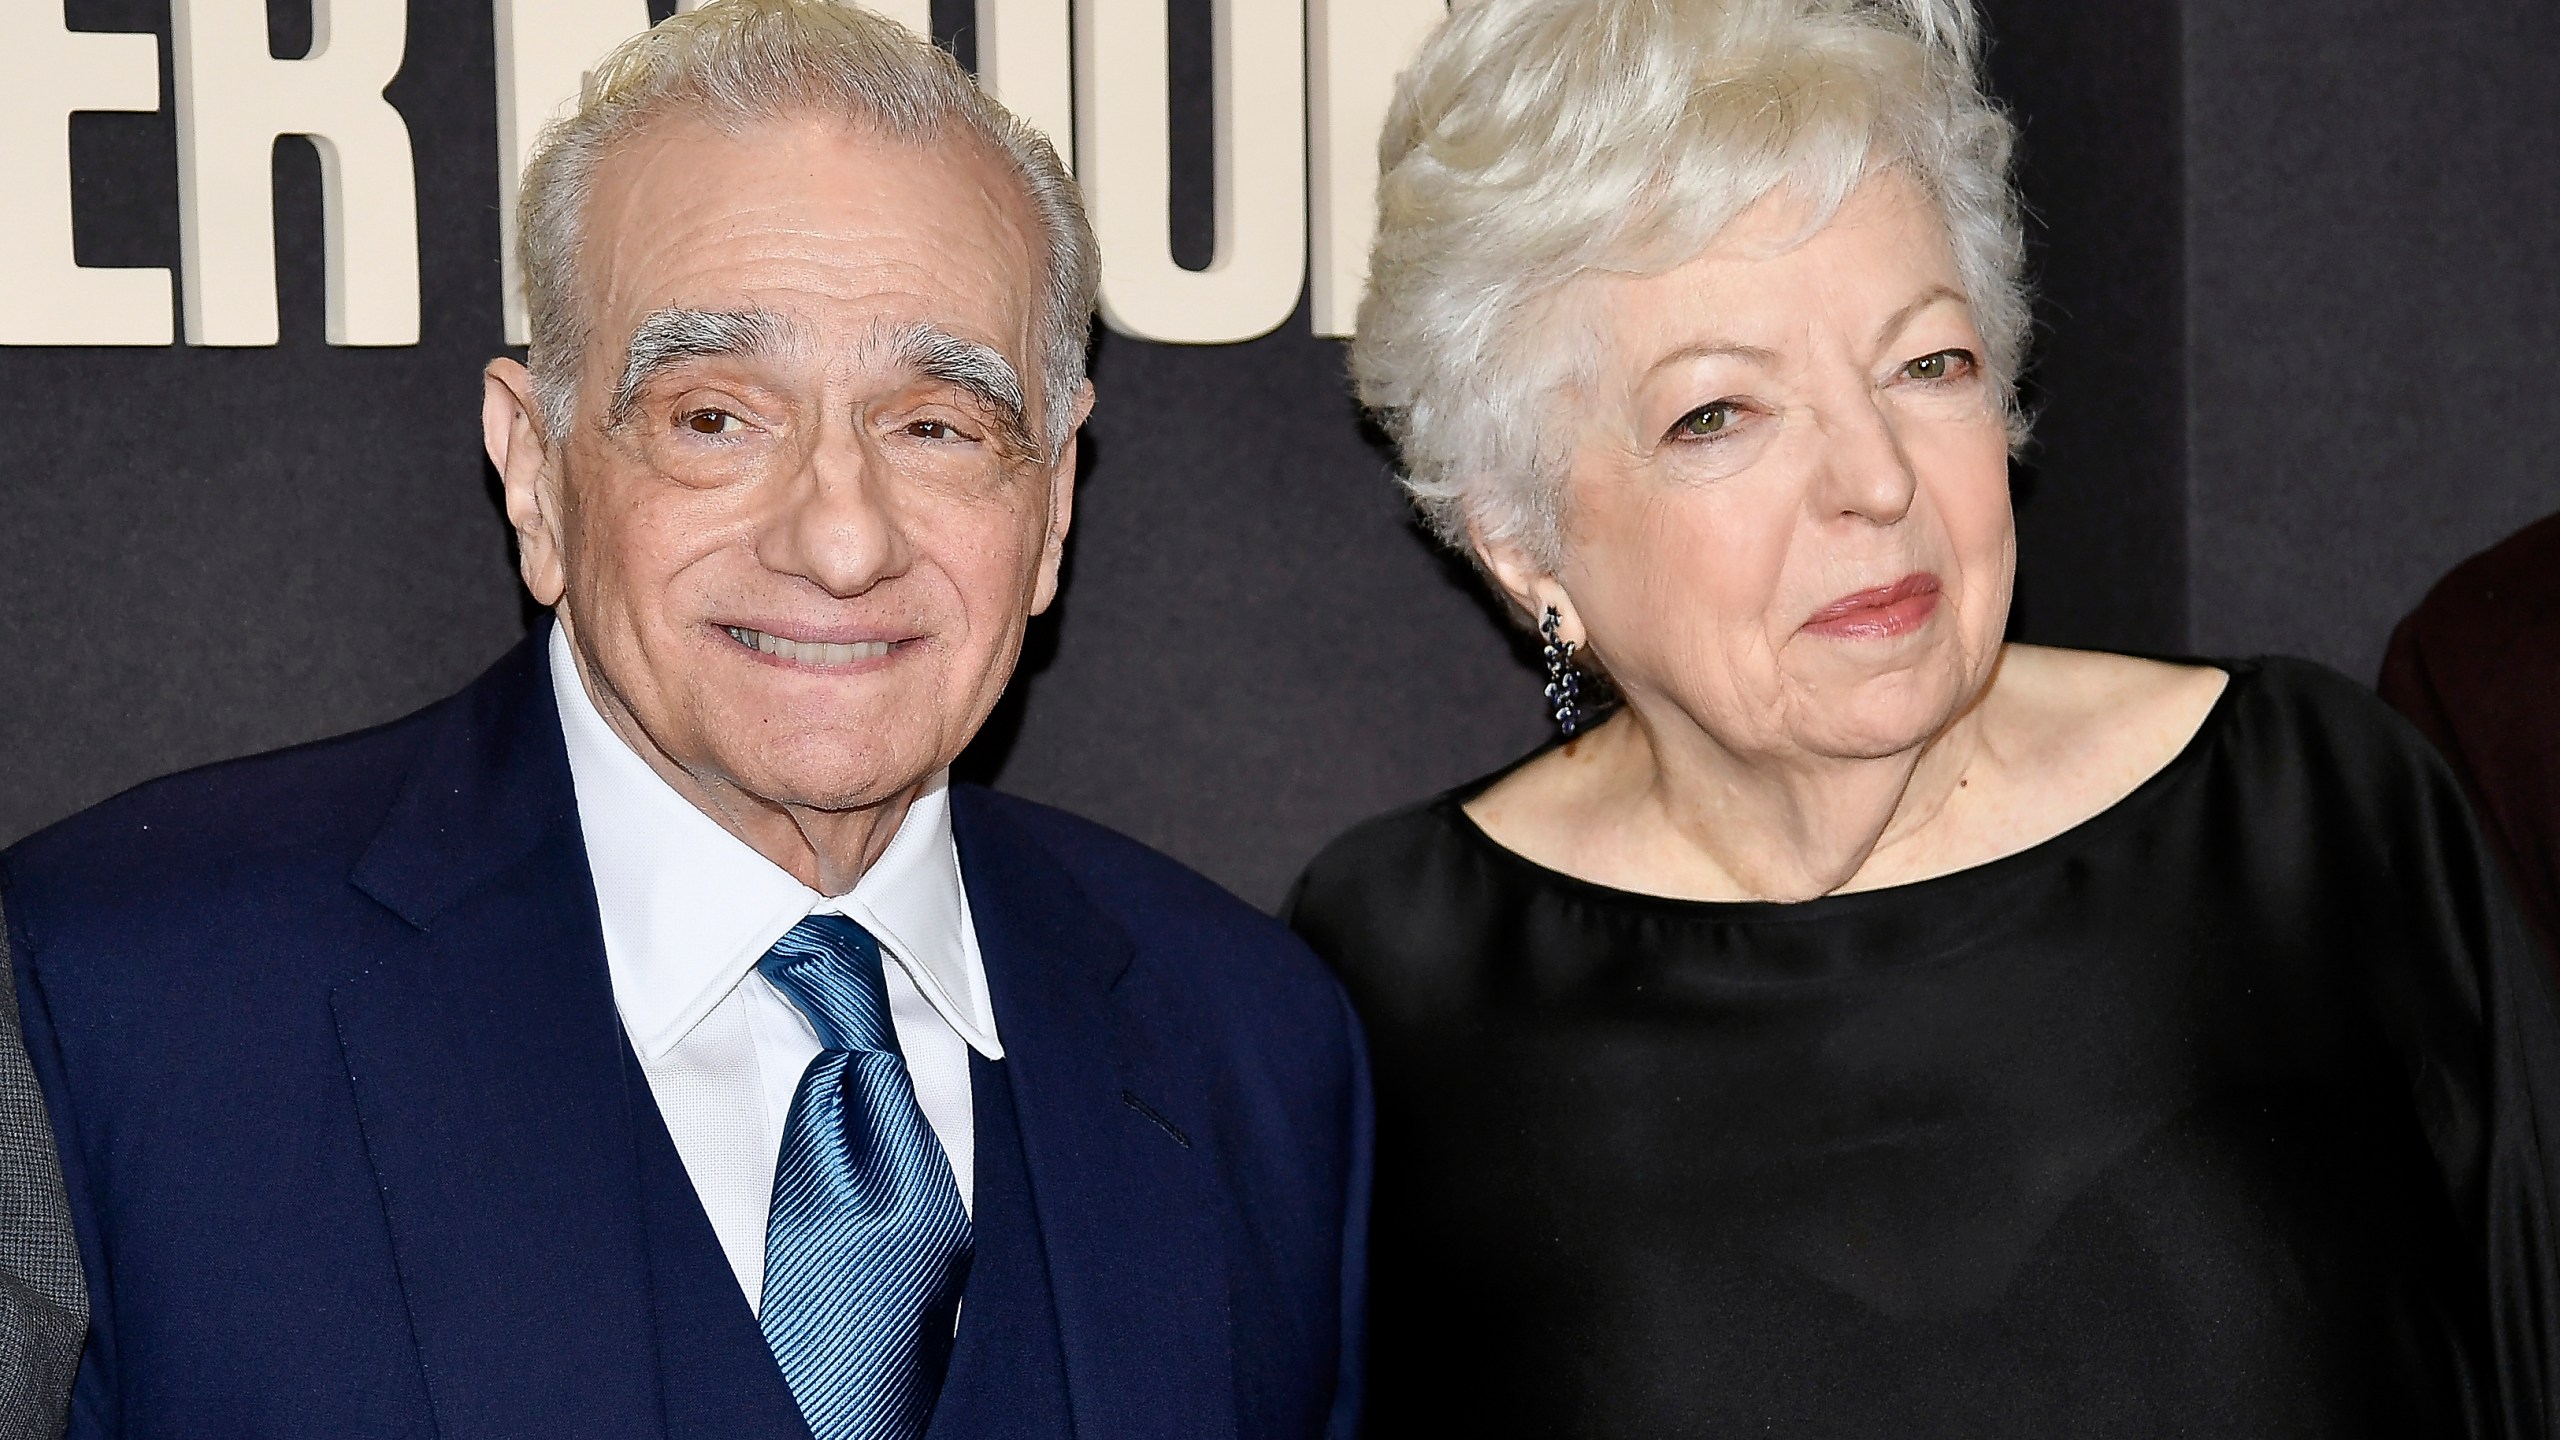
[
  {"x1": 4, "y1": 0, "x2": 2554, "y2": 907},
  {"x1": 2183, "y1": 0, "x2": 2560, "y2": 676}
]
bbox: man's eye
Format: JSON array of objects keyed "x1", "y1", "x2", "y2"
[
  {"x1": 681, "y1": 409, "x2": 740, "y2": 436},
  {"x1": 1900, "y1": 349, "x2": 1975, "y2": 382},
  {"x1": 907, "y1": 419, "x2": 965, "y2": 442},
  {"x1": 1672, "y1": 402, "x2": 1741, "y2": 439}
]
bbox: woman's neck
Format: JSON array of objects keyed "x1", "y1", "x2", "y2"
[
  {"x1": 1463, "y1": 646, "x2": 2230, "y2": 905},
  {"x1": 1607, "y1": 695, "x2": 1988, "y2": 902}
]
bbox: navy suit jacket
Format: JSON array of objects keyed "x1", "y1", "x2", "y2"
[{"x1": 0, "y1": 635, "x2": 1370, "y2": 1440}]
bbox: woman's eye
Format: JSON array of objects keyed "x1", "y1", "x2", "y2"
[
  {"x1": 1672, "y1": 402, "x2": 1741, "y2": 439},
  {"x1": 681, "y1": 409, "x2": 740, "y2": 436},
  {"x1": 1900, "y1": 349, "x2": 1975, "y2": 382}
]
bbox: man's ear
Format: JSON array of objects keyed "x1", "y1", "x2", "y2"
[
  {"x1": 1472, "y1": 526, "x2": 1585, "y2": 647},
  {"x1": 483, "y1": 358, "x2": 569, "y2": 608},
  {"x1": 1028, "y1": 379, "x2": 1094, "y2": 617}
]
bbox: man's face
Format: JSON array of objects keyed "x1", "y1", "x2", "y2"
[{"x1": 490, "y1": 113, "x2": 1082, "y2": 823}]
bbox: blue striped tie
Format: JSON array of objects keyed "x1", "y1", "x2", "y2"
[{"x1": 756, "y1": 915, "x2": 973, "y2": 1440}]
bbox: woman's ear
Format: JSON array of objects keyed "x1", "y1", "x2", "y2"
[{"x1": 1471, "y1": 528, "x2": 1586, "y2": 647}]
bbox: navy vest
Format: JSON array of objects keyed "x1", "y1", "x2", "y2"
[{"x1": 631, "y1": 1048, "x2": 1077, "y2": 1440}]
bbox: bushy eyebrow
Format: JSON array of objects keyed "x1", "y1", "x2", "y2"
[
  {"x1": 889, "y1": 322, "x2": 1036, "y2": 459},
  {"x1": 605, "y1": 306, "x2": 787, "y2": 429},
  {"x1": 602, "y1": 309, "x2": 1039, "y2": 460}
]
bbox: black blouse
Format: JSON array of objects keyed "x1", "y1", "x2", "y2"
[{"x1": 1288, "y1": 658, "x2": 2560, "y2": 1438}]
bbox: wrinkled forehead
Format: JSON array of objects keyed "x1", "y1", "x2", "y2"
[
  {"x1": 1584, "y1": 175, "x2": 1968, "y2": 352},
  {"x1": 578, "y1": 109, "x2": 1046, "y2": 369}
]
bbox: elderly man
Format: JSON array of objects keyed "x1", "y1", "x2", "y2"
[{"x1": 0, "y1": 5, "x2": 1367, "y2": 1439}]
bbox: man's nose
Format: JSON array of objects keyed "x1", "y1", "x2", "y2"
[{"x1": 755, "y1": 427, "x2": 915, "y2": 598}]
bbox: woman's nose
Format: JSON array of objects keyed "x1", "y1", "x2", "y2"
[{"x1": 1813, "y1": 400, "x2": 1921, "y2": 528}]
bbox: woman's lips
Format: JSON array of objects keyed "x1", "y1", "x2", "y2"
[{"x1": 1800, "y1": 573, "x2": 1943, "y2": 640}]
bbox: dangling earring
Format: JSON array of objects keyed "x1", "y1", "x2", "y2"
[{"x1": 1540, "y1": 606, "x2": 1583, "y2": 739}]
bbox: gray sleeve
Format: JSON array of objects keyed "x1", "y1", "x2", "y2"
[{"x1": 0, "y1": 900, "x2": 83, "y2": 1440}]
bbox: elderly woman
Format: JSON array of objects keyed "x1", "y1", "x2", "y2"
[{"x1": 1285, "y1": 0, "x2": 2560, "y2": 1434}]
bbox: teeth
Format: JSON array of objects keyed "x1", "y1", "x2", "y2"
[{"x1": 723, "y1": 626, "x2": 892, "y2": 666}]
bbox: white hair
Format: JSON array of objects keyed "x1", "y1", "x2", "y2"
[
  {"x1": 1353, "y1": 0, "x2": 2030, "y2": 569},
  {"x1": 516, "y1": 0, "x2": 1099, "y2": 459}
]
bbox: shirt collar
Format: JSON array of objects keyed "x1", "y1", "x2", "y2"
[{"x1": 549, "y1": 624, "x2": 1002, "y2": 1064}]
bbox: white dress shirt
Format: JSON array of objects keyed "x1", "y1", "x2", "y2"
[{"x1": 550, "y1": 627, "x2": 1002, "y2": 1310}]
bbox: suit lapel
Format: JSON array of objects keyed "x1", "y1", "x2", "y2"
[
  {"x1": 332, "y1": 634, "x2": 666, "y2": 1439},
  {"x1": 951, "y1": 792, "x2": 1236, "y2": 1440}
]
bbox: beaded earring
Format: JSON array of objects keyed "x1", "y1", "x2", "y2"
[{"x1": 1540, "y1": 606, "x2": 1583, "y2": 739}]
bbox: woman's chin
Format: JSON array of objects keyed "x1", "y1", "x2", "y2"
[{"x1": 1785, "y1": 674, "x2": 1973, "y2": 761}]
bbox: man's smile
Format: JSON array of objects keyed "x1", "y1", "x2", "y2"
[{"x1": 720, "y1": 624, "x2": 896, "y2": 667}]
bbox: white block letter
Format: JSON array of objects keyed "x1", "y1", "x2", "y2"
[
  {"x1": 173, "y1": 0, "x2": 419, "y2": 346},
  {"x1": 494, "y1": 0, "x2": 651, "y2": 346},
  {"x1": 864, "y1": 0, "x2": 932, "y2": 38},
  {"x1": 0, "y1": 9, "x2": 172, "y2": 345},
  {"x1": 976, "y1": 0, "x2": 1072, "y2": 169},
  {"x1": 1308, "y1": 0, "x2": 1441, "y2": 337},
  {"x1": 1077, "y1": 0, "x2": 1306, "y2": 344}
]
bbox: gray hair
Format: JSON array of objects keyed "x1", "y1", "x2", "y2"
[
  {"x1": 517, "y1": 0, "x2": 1099, "y2": 459},
  {"x1": 1353, "y1": 0, "x2": 2030, "y2": 569}
]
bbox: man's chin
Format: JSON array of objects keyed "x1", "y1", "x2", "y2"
[
  {"x1": 714, "y1": 738, "x2": 950, "y2": 817},
  {"x1": 676, "y1": 683, "x2": 986, "y2": 816}
]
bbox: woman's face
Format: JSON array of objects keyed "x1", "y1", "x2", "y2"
[{"x1": 1516, "y1": 172, "x2": 2016, "y2": 766}]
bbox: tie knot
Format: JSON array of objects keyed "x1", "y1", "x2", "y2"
[{"x1": 759, "y1": 915, "x2": 900, "y2": 1056}]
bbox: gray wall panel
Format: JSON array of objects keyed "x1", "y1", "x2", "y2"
[
  {"x1": 2186, "y1": 0, "x2": 2560, "y2": 677},
  {"x1": 6, "y1": 0, "x2": 2550, "y2": 909},
  {"x1": 963, "y1": 321, "x2": 1548, "y2": 907},
  {"x1": 2, "y1": 0, "x2": 1549, "y2": 912},
  {"x1": 1, "y1": 0, "x2": 525, "y2": 849},
  {"x1": 1985, "y1": 0, "x2": 2189, "y2": 656}
]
